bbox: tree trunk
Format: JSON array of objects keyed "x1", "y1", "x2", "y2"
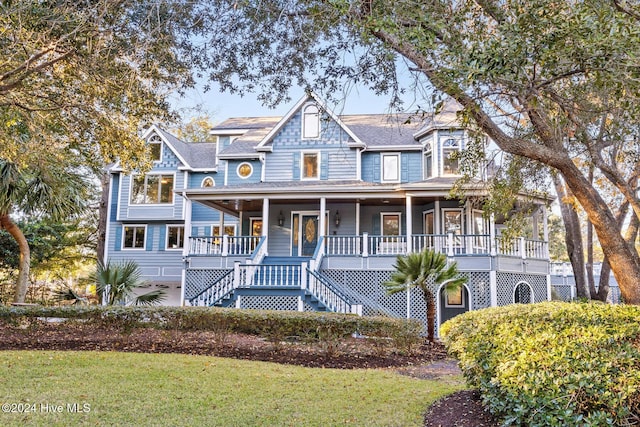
[
  {"x1": 423, "y1": 289, "x2": 436, "y2": 342},
  {"x1": 0, "y1": 213, "x2": 30, "y2": 303},
  {"x1": 96, "y1": 169, "x2": 110, "y2": 265},
  {"x1": 558, "y1": 162, "x2": 640, "y2": 304},
  {"x1": 553, "y1": 175, "x2": 589, "y2": 299}
]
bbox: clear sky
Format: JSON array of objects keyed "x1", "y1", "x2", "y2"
[{"x1": 170, "y1": 79, "x2": 434, "y2": 123}]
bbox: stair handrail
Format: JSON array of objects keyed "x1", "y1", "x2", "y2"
[
  {"x1": 309, "y1": 236, "x2": 325, "y2": 272},
  {"x1": 188, "y1": 269, "x2": 236, "y2": 307},
  {"x1": 306, "y1": 268, "x2": 361, "y2": 314},
  {"x1": 247, "y1": 236, "x2": 268, "y2": 264}
]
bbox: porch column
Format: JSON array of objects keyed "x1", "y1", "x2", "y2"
[
  {"x1": 405, "y1": 195, "x2": 413, "y2": 253},
  {"x1": 262, "y1": 198, "x2": 269, "y2": 237},
  {"x1": 320, "y1": 197, "x2": 326, "y2": 238},
  {"x1": 180, "y1": 195, "x2": 192, "y2": 307},
  {"x1": 220, "y1": 212, "x2": 225, "y2": 235},
  {"x1": 489, "y1": 213, "x2": 497, "y2": 257},
  {"x1": 355, "y1": 201, "x2": 360, "y2": 236}
]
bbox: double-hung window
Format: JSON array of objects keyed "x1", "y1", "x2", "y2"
[
  {"x1": 301, "y1": 152, "x2": 319, "y2": 180},
  {"x1": 381, "y1": 153, "x2": 400, "y2": 183},
  {"x1": 123, "y1": 225, "x2": 146, "y2": 249},
  {"x1": 166, "y1": 225, "x2": 185, "y2": 250}
]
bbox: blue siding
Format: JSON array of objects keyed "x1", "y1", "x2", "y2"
[
  {"x1": 189, "y1": 172, "x2": 219, "y2": 188},
  {"x1": 191, "y1": 204, "x2": 220, "y2": 222},
  {"x1": 114, "y1": 226, "x2": 122, "y2": 251},
  {"x1": 263, "y1": 106, "x2": 358, "y2": 182},
  {"x1": 226, "y1": 160, "x2": 261, "y2": 185}
]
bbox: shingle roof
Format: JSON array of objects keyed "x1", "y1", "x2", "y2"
[
  {"x1": 340, "y1": 114, "x2": 422, "y2": 148},
  {"x1": 155, "y1": 127, "x2": 217, "y2": 169}
]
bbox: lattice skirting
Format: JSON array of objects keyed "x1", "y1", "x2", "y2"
[
  {"x1": 238, "y1": 295, "x2": 299, "y2": 311},
  {"x1": 496, "y1": 272, "x2": 548, "y2": 306},
  {"x1": 551, "y1": 283, "x2": 622, "y2": 303},
  {"x1": 184, "y1": 269, "x2": 232, "y2": 300}
]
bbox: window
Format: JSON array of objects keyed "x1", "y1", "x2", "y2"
[
  {"x1": 381, "y1": 213, "x2": 401, "y2": 235},
  {"x1": 302, "y1": 152, "x2": 319, "y2": 180},
  {"x1": 166, "y1": 226, "x2": 185, "y2": 249},
  {"x1": 130, "y1": 174, "x2": 174, "y2": 204},
  {"x1": 213, "y1": 225, "x2": 236, "y2": 237},
  {"x1": 237, "y1": 163, "x2": 253, "y2": 179},
  {"x1": 381, "y1": 153, "x2": 400, "y2": 182},
  {"x1": 123, "y1": 226, "x2": 146, "y2": 249},
  {"x1": 443, "y1": 209, "x2": 463, "y2": 234},
  {"x1": 423, "y1": 143, "x2": 433, "y2": 179},
  {"x1": 442, "y1": 138, "x2": 461, "y2": 175},
  {"x1": 302, "y1": 104, "x2": 320, "y2": 138},
  {"x1": 424, "y1": 211, "x2": 435, "y2": 234},
  {"x1": 201, "y1": 177, "x2": 215, "y2": 188},
  {"x1": 445, "y1": 286, "x2": 465, "y2": 307},
  {"x1": 148, "y1": 135, "x2": 162, "y2": 162}
]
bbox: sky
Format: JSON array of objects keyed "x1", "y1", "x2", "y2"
[{"x1": 170, "y1": 79, "x2": 434, "y2": 123}]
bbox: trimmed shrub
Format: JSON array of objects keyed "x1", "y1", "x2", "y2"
[
  {"x1": 0, "y1": 305, "x2": 421, "y2": 347},
  {"x1": 440, "y1": 302, "x2": 640, "y2": 426}
]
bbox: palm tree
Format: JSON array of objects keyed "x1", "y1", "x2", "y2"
[
  {"x1": 94, "y1": 259, "x2": 165, "y2": 306},
  {"x1": 0, "y1": 158, "x2": 91, "y2": 303},
  {"x1": 384, "y1": 249, "x2": 466, "y2": 342}
]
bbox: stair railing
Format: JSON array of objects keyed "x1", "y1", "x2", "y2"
[
  {"x1": 305, "y1": 267, "x2": 362, "y2": 315},
  {"x1": 188, "y1": 269, "x2": 235, "y2": 307}
]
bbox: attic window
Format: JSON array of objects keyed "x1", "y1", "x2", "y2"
[
  {"x1": 201, "y1": 177, "x2": 215, "y2": 188},
  {"x1": 148, "y1": 135, "x2": 162, "y2": 162},
  {"x1": 302, "y1": 105, "x2": 320, "y2": 139}
]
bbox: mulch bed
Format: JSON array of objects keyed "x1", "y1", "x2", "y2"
[{"x1": 0, "y1": 322, "x2": 499, "y2": 426}]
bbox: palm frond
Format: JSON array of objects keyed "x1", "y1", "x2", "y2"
[{"x1": 131, "y1": 289, "x2": 166, "y2": 306}]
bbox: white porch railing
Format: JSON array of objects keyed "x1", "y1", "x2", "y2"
[
  {"x1": 323, "y1": 233, "x2": 547, "y2": 259},
  {"x1": 237, "y1": 264, "x2": 301, "y2": 288},
  {"x1": 188, "y1": 235, "x2": 260, "y2": 256},
  {"x1": 188, "y1": 270, "x2": 235, "y2": 306}
]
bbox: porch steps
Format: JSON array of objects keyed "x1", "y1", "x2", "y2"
[{"x1": 209, "y1": 288, "x2": 329, "y2": 312}]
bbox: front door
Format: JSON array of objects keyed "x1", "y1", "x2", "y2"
[{"x1": 300, "y1": 215, "x2": 318, "y2": 256}]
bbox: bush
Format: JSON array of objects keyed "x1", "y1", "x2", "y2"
[
  {"x1": 0, "y1": 305, "x2": 421, "y2": 349},
  {"x1": 440, "y1": 302, "x2": 640, "y2": 426}
]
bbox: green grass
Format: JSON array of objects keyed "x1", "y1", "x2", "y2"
[{"x1": 0, "y1": 351, "x2": 463, "y2": 426}]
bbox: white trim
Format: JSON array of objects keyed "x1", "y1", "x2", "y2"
[
  {"x1": 441, "y1": 208, "x2": 464, "y2": 234},
  {"x1": 116, "y1": 173, "x2": 123, "y2": 221},
  {"x1": 441, "y1": 137, "x2": 463, "y2": 176},
  {"x1": 514, "y1": 281, "x2": 535, "y2": 304},
  {"x1": 201, "y1": 176, "x2": 215, "y2": 187},
  {"x1": 256, "y1": 92, "x2": 365, "y2": 150},
  {"x1": 300, "y1": 151, "x2": 320, "y2": 181},
  {"x1": 380, "y1": 212, "x2": 402, "y2": 235},
  {"x1": 236, "y1": 162, "x2": 253, "y2": 180},
  {"x1": 423, "y1": 209, "x2": 435, "y2": 234},
  {"x1": 122, "y1": 224, "x2": 147, "y2": 250},
  {"x1": 436, "y1": 283, "x2": 471, "y2": 334},
  {"x1": 301, "y1": 103, "x2": 321, "y2": 139},
  {"x1": 249, "y1": 217, "x2": 263, "y2": 237},
  {"x1": 381, "y1": 152, "x2": 401, "y2": 183},
  {"x1": 165, "y1": 225, "x2": 186, "y2": 250},
  {"x1": 148, "y1": 135, "x2": 164, "y2": 163},
  {"x1": 423, "y1": 141, "x2": 433, "y2": 179}
]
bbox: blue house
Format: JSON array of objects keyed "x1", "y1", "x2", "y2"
[{"x1": 104, "y1": 93, "x2": 551, "y2": 332}]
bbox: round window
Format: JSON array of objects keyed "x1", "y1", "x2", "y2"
[{"x1": 237, "y1": 163, "x2": 253, "y2": 179}]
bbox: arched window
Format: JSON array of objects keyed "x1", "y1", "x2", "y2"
[
  {"x1": 302, "y1": 104, "x2": 320, "y2": 139},
  {"x1": 148, "y1": 135, "x2": 162, "y2": 162},
  {"x1": 201, "y1": 176, "x2": 215, "y2": 188},
  {"x1": 514, "y1": 281, "x2": 534, "y2": 304}
]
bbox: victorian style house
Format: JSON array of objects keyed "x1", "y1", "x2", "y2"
[{"x1": 104, "y1": 94, "x2": 551, "y2": 332}]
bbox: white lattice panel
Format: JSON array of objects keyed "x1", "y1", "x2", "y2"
[
  {"x1": 185, "y1": 269, "x2": 232, "y2": 299},
  {"x1": 496, "y1": 272, "x2": 548, "y2": 305},
  {"x1": 239, "y1": 295, "x2": 299, "y2": 311},
  {"x1": 552, "y1": 284, "x2": 572, "y2": 301}
]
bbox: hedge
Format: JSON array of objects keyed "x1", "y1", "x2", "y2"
[
  {"x1": 0, "y1": 305, "x2": 421, "y2": 349},
  {"x1": 440, "y1": 302, "x2": 640, "y2": 426}
]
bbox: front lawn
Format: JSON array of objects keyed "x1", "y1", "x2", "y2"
[{"x1": 0, "y1": 351, "x2": 462, "y2": 426}]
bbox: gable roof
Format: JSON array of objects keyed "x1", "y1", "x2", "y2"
[
  {"x1": 255, "y1": 92, "x2": 365, "y2": 151},
  {"x1": 145, "y1": 125, "x2": 218, "y2": 171},
  {"x1": 340, "y1": 114, "x2": 423, "y2": 150},
  {"x1": 213, "y1": 117, "x2": 280, "y2": 159},
  {"x1": 413, "y1": 98, "x2": 464, "y2": 139}
]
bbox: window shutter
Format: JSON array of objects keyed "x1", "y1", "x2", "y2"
[
  {"x1": 114, "y1": 226, "x2": 122, "y2": 251},
  {"x1": 293, "y1": 153, "x2": 300, "y2": 180},
  {"x1": 373, "y1": 155, "x2": 380, "y2": 182},
  {"x1": 146, "y1": 226, "x2": 153, "y2": 251},
  {"x1": 159, "y1": 226, "x2": 166, "y2": 252},
  {"x1": 321, "y1": 152, "x2": 329, "y2": 180}
]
